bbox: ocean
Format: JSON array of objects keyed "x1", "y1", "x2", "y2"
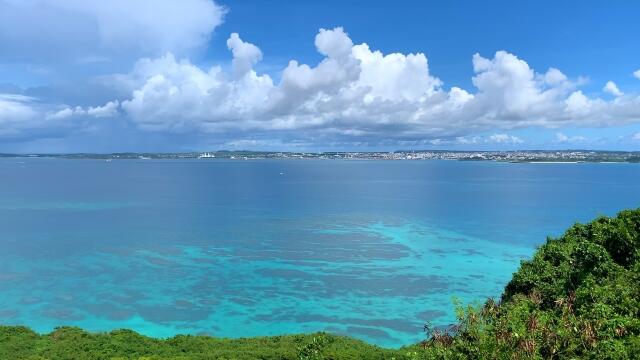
[{"x1": 1, "y1": 158, "x2": 639, "y2": 347}]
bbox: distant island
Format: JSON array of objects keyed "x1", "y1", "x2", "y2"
[
  {"x1": 2, "y1": 150, "x2": 640, "y2": 163},
  {"x1": 2, "y1": 208, "x2": 639, "y2": 359}
]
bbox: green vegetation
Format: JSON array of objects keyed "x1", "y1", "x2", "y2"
[
  {"x1": 2, "y1": 209, "x2": 640, "y2": 359},
  {"x1": 0, "y1": 327, "x2": 398, "y2": 360},
  {"x1": 404, "y1": 208, "x2": 640, "y2": 359}
]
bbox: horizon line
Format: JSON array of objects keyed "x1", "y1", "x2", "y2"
[{"x1": 2, "y1": 149, "x2": 640, "y2": 156}]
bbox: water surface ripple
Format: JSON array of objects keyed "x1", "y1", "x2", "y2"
[{"x1": 1, "y1": 158, "x2": 639, "y2": 347}]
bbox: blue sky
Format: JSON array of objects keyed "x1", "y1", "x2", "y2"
[
  {"x1": 0, "y1": 0, "x2": 639, "y2": 152},
  {"x1": 211, "y1": 0, "x2": 640, "y2": 91}
]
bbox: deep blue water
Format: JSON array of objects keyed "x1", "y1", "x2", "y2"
[{"x1": 1, "y1": 158, "x2": 639, "y2": 347}]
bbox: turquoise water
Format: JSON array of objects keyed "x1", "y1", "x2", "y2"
[{"x1": 1, "y1": 159, "x2": 639, "y2": 347}]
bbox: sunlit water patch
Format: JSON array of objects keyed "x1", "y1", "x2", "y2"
[{"x1": 0, "y1": 216, "x2": 531, "y2": 347}]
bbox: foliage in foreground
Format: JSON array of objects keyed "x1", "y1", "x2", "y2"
[
  {"x1": 2, "y1": 209, "x2": 640, "y2": 359},
  {"x1": 403, "y1": 208, "x2": 640, "y2": 359}
]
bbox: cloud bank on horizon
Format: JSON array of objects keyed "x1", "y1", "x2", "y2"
[{"x1": 0, "y1": 0, "x2": 639, "y2": 151}]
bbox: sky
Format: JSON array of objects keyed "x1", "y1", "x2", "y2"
[{"x1": 0, "y1": 0, "x2": 639, "y2": 152}]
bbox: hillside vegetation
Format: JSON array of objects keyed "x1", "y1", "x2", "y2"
[{"x1": 2, "y1": 209, "x2": 639, "y2": 359}]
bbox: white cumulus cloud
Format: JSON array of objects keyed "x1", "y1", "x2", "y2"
[
  {"x1": 0, "y1": 0, "x2": 226, "y2": 62},
  {"x1": 4, "y1": 25, "x2": 640, "y2": 147},
  {"x1": 422, "y1": 133, "x2": 524, "y2": 146},
  {"x1": 46, "y1": 100, "x2": 120, "y2": 120},
  {"x1": 0, "y1": 95, "x2": 38, "y2": 133},
  {"x1": 46, "y1": 107, "x2": 85, "y2": 120},
  {"x1": 87, "y1": 100, "x2": 120, "y2": 118},
  {"x1": 604, "y1": 81, "x2": 623, "y2": 97},
  {"x1": 113, "y1": 27, "x2": 635, "y2": 143},
  {"x1": 0, "y1": 94, "x2": 80, "y2": 138},
  {"x1": 114, "y1": 28, "x2": 465, "y2": 138},
  {"x1": 227, "y1": 33, "x2": 263, "y2": 78},
  {"x1": 488, "y1": 133, "x2": 524, "y2": 144},
  {"x1": 555, "y1": 132, "x2": 587, "y2": 143}
]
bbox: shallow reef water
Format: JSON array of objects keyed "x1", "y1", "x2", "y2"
[{"x1": 1, "y1": 158, "x2": 639, "y2": 347}]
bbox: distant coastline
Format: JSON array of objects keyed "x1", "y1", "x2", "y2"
[{"x1": 1, "y1": 150, "x2": 640, "y2": 163}]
